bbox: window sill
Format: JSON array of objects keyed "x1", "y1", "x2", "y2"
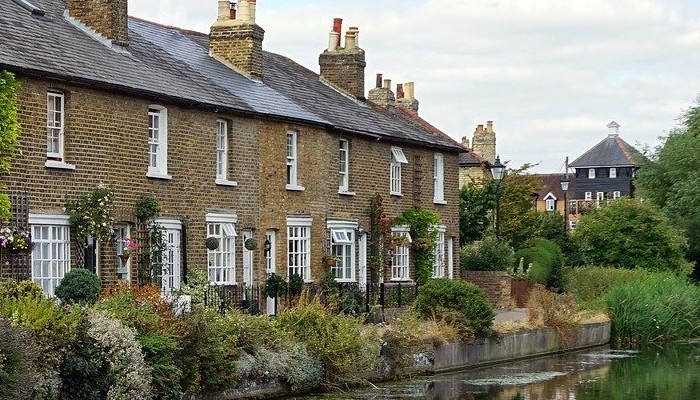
[
  {"x1": 335, "y1": 279, "x2": 356, "y2": 283},
  {"x1": 210, "y1": 281, "x2": 237, "y2": 286},
  {"x1": 433, "y1": 199, "x2": 447, "y2": 205},
  {"x1": 215, "y1": 178, "x2": 238, "y2": 187},
  {"x1": 147, "y1": 171, "x2": 172, "y2": 180},
  {"x1": 390, "y1": 192, "x2": 403, "y2": 197},
  {"x1": 338, "y1": 190, "x2": 356, "y2": 196},
  {"x1": 45, "y1": 160, "x2": 76, "y2": 170},
  {"x1": 286, "y1": 184, "x2": 305, "y2": 192},
  {"x1": 390, "y1": 278, "x2": 412, "y2": 282}
]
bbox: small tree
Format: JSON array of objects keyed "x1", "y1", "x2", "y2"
[
  {"x1": 459, "y1": 183, "x2": 495, "y2": 245},
  {"x1": 55, "y1": 269, "x2": 102, "y2": 304},
  {"x1": 573, "y1": 198, "x2": 692, "y2": 275}
]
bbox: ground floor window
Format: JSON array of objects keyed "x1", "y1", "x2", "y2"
[
  {"x1": 29, "y1": 214, "x2": 70, "y2": 297},
  {"x1": 328, "y1": 221, "x2": 357, "y2": 282},
  {"x1": 432, "y1": 226, "x2": 446, "y2": 278},
  {"x1": 287, "y1": 217, "x2": 311, "y2": 281},
  {"x1": 391, "y1": 226, "x2": 411, "y2": 281},
  {"x1": 206, "y1": 213, "x2": 237, "y2": 285}
]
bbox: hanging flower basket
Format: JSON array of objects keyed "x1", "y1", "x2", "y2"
[
  {"x1": 0, "y1": 227, "x2": 33, "y2": 254},
  {"x1": 244, "y1": 238, "x2": 258, "y2": 250},
  {"x1": 205, "y1": 237, "x2": 220, "y2": 250}
]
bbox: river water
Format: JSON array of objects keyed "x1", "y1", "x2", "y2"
[{"x1": 294, "y1": 341, "x2": 700, "y2": 400}]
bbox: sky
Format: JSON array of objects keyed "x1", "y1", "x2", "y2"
[{"x1": 128, "y1": 0, "x2": 700, "y2": 173}]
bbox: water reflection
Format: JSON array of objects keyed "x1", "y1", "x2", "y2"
[{"x1": 296, "y1": 343, "x2": 700, "y2": 400}]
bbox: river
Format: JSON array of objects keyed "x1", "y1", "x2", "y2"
[{"x1": 293, "y1": 341, "x2": 700, "y2": 400}]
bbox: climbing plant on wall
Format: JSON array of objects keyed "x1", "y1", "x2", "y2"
[
  {"x1": 67, "y1": 186, "x2": 115, "y2": 246},
  {"x1": 395, "y1": 207, "x2": 441, "y2": 285},
  {"x1": 0, "y1": 70, "x2": 21, "y2": 221},
  {"x1": 368, "y1": 194, "x2": 392, "y2": 284}
]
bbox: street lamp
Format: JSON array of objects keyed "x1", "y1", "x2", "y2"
[
  {"x1": 490, "y1": 156, "x2": 506, "y2": 240},
  {"x1": 560, "y1": 174, "x2": 570, "y2": 232}
]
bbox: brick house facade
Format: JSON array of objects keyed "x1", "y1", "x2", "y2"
[{"x1": 1, "y1": 0, "x2": 463, "y2": 301}]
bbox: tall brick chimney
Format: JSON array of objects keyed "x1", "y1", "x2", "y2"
[
  {"x1": 396, "y1": 81, "x2": 419, "y2": 113},
  {"x1": 319, "y1": 18, "x2": 366, "y2": 100},
  {"x1": 210, "y1": 0, "x2": 265, "y2": 79},
  {"x1": 472, "y1": 121, "x2": 497, "y2": 164},
  {"x1": 65, "y1": 0, "x2": 129, "y2": 46}
]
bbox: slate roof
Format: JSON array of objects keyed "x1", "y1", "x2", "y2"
[
  {"x1": 0, "y1": 0, "x2": 462, "y2": 152},
  {"x1": 570, "y1": 134, "x2": 645, "y2": 168},
  {"x1": 534, "y1": 174, "x2": 577, "y2": 199},
  {"x1": 458, "y1": 150, "x2": 487, "y2": 167}
]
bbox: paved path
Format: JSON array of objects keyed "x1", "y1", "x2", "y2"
[{"x1": 494, "y1": 308, "x2": 528, "y2": 323}]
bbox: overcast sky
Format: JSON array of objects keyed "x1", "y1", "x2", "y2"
[{"x1": 129, "y1": 0, "x2": 700, "y2": 173}]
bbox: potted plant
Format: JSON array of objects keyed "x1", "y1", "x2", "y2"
[
  {"x1": 119, "y1": 237, "x2": 139, "y2": 264},
  {"x1": 244, "y1": 237, "x2": 257, "y2": 250},
  {"x1": 205, "y1": 237, "x2": 220, "y2": 250}
]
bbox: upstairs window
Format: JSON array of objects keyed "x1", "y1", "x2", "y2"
[
  {"x1": 338, "y1": 139, "x2": 349, "y2": 193},
  {"x1": 433, "y1": 153, "x2": 445, "y2": 203},
  {"x1": 286, "y1": 131, "x2": 303, "y2": 190},
  {"x1": 609, "y1": 167, "x2": 617, "y2": 178},
  {"x1": 545, "y1": 198, "x2": 555, "y2": 211},
  {"x1": 215, "y1": 119, "x2": 236, "y2": 186},
  {"x1": 147, "y1": 106, "x2": 170, "y2": 179},
  {"x1": 588, "y1": 168, "x2": 596, "y2": 179},
  {"x1": 390, "y1": 147, "x2": 408, "y2": 196},
  {"x1": 46, "y1": 92, "x2": 64, "y2": 161}
]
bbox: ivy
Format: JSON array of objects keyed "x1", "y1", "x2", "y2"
[
  {"x1": 395, "y1": 207, "x2": 440, "y2": 285},
  {"x1": 0, "y1": 70, "x2": 21, "y2": 221},
  {"x1": 367, "y1": 194, "x2": 392, "y2": 284}
]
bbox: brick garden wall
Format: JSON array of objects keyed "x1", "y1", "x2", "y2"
[{"x1": 462, "y1": 271, "x2": 512, "y2": 309}]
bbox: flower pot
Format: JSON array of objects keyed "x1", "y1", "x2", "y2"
[{"x1": 119, "y1": 254, "x2": 130, "y2": 264}]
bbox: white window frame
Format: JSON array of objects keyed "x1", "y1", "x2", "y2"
[
  {"x1": 154, "y1": 219, "x2": 182, "y2": 293},
  {"x1": 113, "y1": 224, "x2": 131, "y2": 280},
  {"x1": 432, "y1": 225, "x2": 446, "y2": 278},
  {"x1": 147, "y1": 106, "x2": 171, "y2": 179},
  {"x1": 391, "y1": 225, "x2": 411, "y2": 281},
  {"x1": 588, "y1": 168, "x2": 596, "y2": 179},
  {"x1": 597, "y1": 191, "x2": 605, "y2": 201},
  {"x1": 215, "y1": 120, "x2": 237, "y2": 186},
  {"x1": 585, "y1": 192, "x2": 592, "y2": 201},
  {"x1": 206, "y1": 213, "x2": 238, "y2": 285},
  {"x1": 29, "y1": 213, "x2": 71, "y2": 298},
  {"x1": 287, "y1": 217, "x2": 312, "y2": 281},
  {"x1": 328, "y1": 221, "x2": 358, "y2": 282},
  {"x1": 569, "y1": 221, "x2": 578, "y2": 229},
  {"x1": 45, "y1": 92, "x2": 75, "y2": 170},
  {"x1": 609, "y1": 167, "x2": 617, "y2": 179},
  {"x1": 433, "y1": 153, "x2": 446, "y2": 204},
  {"x1": 390, "y1": 147, "x2": 408, "y2": 196},
  {"x1": 613, "y1": 191, "x2": 621, "y2": 199},
  {"x1": 338, "y1": 139, "x2": 350, "y2": 193},
  {"x1": 286, "y1": 131, "x2": 304, "y2": 191},
  {"x1": 545, "y1": 198, "x2": 555, "y2": 211}
]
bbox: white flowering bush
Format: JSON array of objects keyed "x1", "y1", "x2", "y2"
[
  {"x1": 87, "y1": 311, "x2": 152, "y2": 400},
  {"x1": 67, "y1": 186, "x2": 115, "y2": 245}
]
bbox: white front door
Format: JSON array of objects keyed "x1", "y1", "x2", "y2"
[
  {"x1": 242, "y1": 230, "x2": 253, "y2": 287},
  {"x1": 113, "y1": 225, "x2": 131, "y2": 283},
  {"x1": 265, "y1": 230, "x2": 276, "y2": 315},
  {"x1": 447, "y1": 237, "x2": 454, "y2": 279},
  {"x1": 155, "y1": 219, "x2": 182, "y2": 294},
  {"x1": 358, "y1": 233, "x2": 367, "y2": 289}
]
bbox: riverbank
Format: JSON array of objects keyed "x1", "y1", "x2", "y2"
[{"x1": 192, "y1": 317, "x2": 611, "y2": 399}]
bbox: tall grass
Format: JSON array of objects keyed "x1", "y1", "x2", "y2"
[
  {"x1": 568, "y1": 267, "x2": 656, "y2": 310},
  {"x1": 604, "y1": 273, "x2": 700, "y2": 344}
]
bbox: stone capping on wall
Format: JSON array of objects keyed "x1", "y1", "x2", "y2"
[{"x1": 462, "y1": 270, "x2": 512, "y2": 309}]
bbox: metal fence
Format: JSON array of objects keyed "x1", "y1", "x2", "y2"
[{"x1": 202, "y1": 281, "x2": 419, "y2": 315}]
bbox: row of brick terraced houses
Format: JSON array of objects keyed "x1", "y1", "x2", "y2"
[{"x1": 0, "y1": 0, "x2": 474, "y2": 307}]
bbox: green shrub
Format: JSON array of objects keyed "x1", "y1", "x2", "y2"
[
  {"x1": 55, "y1": 268, "x2": 101, "y2": 304},
  {"x1": 460, "y1": 236, "x2": 514, "y2": 271},
  {"x1": 275, "y1": 301, "x2": 380, "y2": 385},
  {"x1": 139, "y1": 333, "x2": 182, "y2": 400},
  {"x1": 0, "y1": 278, "x2": 44, "y2": 300},
  {"x1": 59, "y1": 313, "x2": 110, "y2": 400},
  {"x1": 178, "y1": 268, "x2": 209, "y2": 310},
  {"x1": 568, "y1": 267, "x2": 656, "y2": 310},
  {"x1": 0, "y1": 317, "x2": 39, "y2": 399},
  {"x1": 414, "y1": 278, "x2": 494, "y2": 338},
  {"x1": 515, "y1": 238, "x2": 566, "y2": 289},
  {"x1": 604, "y1": 273, "x2": 700, "y2": 344},
  {"x1": 94, "y1": 290, "x2": 161, "y2": 334}
]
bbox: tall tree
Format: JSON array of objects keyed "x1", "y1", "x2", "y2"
[
  {"x1": 635, "y1": 98, "x2": 700, "y2": 276},
  {"x1": 497, "y1": 165, "x2": 542, "y2": 249},
  {"x1": 0, "y1": 71, "x2": 21, "y2": 221},
  {"x1": 572, "y1": 198, "x2": 692, "y2": 274},
  {"x1": 459, "y1": 182, "x2": 495, "y2": 245}
]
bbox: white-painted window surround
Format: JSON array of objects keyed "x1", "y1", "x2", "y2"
[
  {"x1": 391, "y1": 226, "x2": 411, "y2": 281},
  {"x1": 588, "y1": 168, "x2": 595, "y2": 179},
  {"x1": 215, "y1": 119, "x2": 237, "y2": 186},
  {"x1": 29, "y1": 213, "x2": 71, "y2": 297},
  {"x1": 338, "y1": 139, "x2": 351, "y2": 194},
  {"x1": 154, "y1": 219, "x2": 182, "y2": 293},
  {"x1": 286, "y1": 131, "x2": 304, "y2": 190},
  {"x1": 390, "y1": 147, "x2": 408, "y2": 196},
  {"x1": 45, "y1": 92, "x2": 75, "y2": 170},
  {"x1": 609, "y1": 167, "x2": 617, "y2": 179},
  {"x1": 147, "y1": 106, "x2": 171, "y2": 179},
  {"x1": 545, "y1": 198, "x2": 555, "y2": 211},
  {"x1": 328, "y1": 220, "x2": 358, "y2": 282},
  {"x1": 433, "y1": 153, "x2": 445, "y2": 204},
  {"x1": 287, "y1": 217, "x2": 311, "y2": 281},
  {"x1": 206, "y1": 213, "x2": 237, "y2": 285},
  {"x1": 432, "y1": 225, "x2": 446, "y2": 278}
]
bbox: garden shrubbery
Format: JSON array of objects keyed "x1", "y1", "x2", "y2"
[
  {"x1": 514, "y1": 238, "x2": 567, "y2": 291},
  {"x1": 414, "y1": 278, "x2": 494, "y2": 339},
  {"x1": 567, "y1": 267, "x2": 656, "y2": 310},
  {"x1": 460, "y1": 236, "x2": 514, "y2": 271},
  {"x1": 55, "y1": 268, "x2": 102, "y2": 304}
]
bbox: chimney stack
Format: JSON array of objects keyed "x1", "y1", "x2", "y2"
[
  {"x1": 472, "y1": 121, "x2": 497, "y2": 164},
  {"x1": 396, "y1": 81, "x2": 419, "y2": 113},
  {"x1": 319, "y1": 18, "x2": 366, "y2": 100},
  {"x1": 210, "y1": 0, "x2": 266, "y2": 79},
  {"x1": 367, "y1": 73, "x2": 395, "y2": 107},
  {"x1": 65, "y1": 0, "x2": 129, "y2": 46}
]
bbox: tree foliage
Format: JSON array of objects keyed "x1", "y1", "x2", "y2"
[
  {"x1": 0, "y1": 71, "x2": 21, "y2": 221},
  {"x1": 395, "y1": 207, "x2": 440, "y2": 284},
  {"x1": 498, "y1": 165, "x2": 542, "y2": 249},
  {"x1": 459, "y1": 183, "x2": 495, "y2": 245},
  {"x1": 572, "y1": 198, "x2": 692, "y2": 274},
  {"x1": 635, "y1": 101, "x2": 700, "y2": 276}
]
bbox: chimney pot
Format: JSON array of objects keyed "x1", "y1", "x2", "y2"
[
  {"x1": 249, "y1": 0, "x2": 256, "y2": 23},
  {"x1": 238, "y1": 0, "x2": 250, "y2": 21},
  {"x1": 486, "y1": 121, "x2": 493, "y2": 133},
  {"x1": 461, "y1": 136, "x2": 469, "y2": 147},
  {"x1": 396, "y1": 83, "x2": 404, "y2": 99},
  {"x1": 476, "y1": 124, "x2": 484, "y2": 133},
  {"x1": 332, "y1": 18, "x2": 343, "y2": 47},
  {"x1": 345, "y1": 29, "x2": 357, "y2": 50},
  {"x1": 404, "y1": 82, "x2": 415, "y2": 100},
  {"x1": 328, "y1": 31, "x2": 339, "y2": 51},
  {"x1": 375, "y1": 73, "x2": 383, "y2": 88},
  {"x1": 383, "y1": 78, "x2": 391, "y2": 89}
]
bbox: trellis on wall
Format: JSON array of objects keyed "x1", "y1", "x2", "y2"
[{"x1": 0, "y1": 193, "x2": 30, "y2": 280}]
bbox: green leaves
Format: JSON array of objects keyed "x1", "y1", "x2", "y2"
[{"x1": 0, "y1": 71, "x2": 21, "y2": 221}]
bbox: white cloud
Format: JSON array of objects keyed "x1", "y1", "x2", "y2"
[{"x1": 128, "y1": 0, "x2": 700, "y2": 172}]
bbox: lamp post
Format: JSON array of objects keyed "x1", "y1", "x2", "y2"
[
  {"x1": 560, "y1": 174, "x2": 570, "y2": 232},
  {"x1": 490, "y1": 156, "x2": 506, "y2": 240}
]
